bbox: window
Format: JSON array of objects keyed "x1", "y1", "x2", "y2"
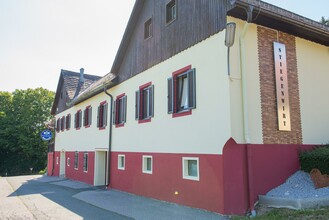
[
  {"x1": 56, "y1": 118, "x2": 61, "y2": 132},
  {"x1": 84, "y1": 106, "x2": 92, "y2": 127},
  {"x1": 113, "y1": 94, "x2": 127, "y2": 127},
  {"x1": 61, "y1": 116, "x2": 65, "y2": 131},
  {"x1": 74, "y1": 151, "x2": 79, "y2": 169},
  {"x1": 83, "y1": 152, "x2": 88, "y2": 172},
  {"x1": 118, "y1": 155, "x2": 125, "y2": 170},
  {"x1": 182, "y1": 157, "x2": 199, "y2": 181},
  {"x1": 166, "y1": 0, "x2": 176, "y2": 24},
  {"x1": 135, "y1": 82, "x2": 154, "y2": 123},
  {"x1": 67, "y1": 157, "x2": 70, "y2": 167},
  {"x1": 74, "y1": 110, "x2": 82, "y2": 129},
  {"x1": 142, "y1": 155, "x2": 152, "y2": 174},
  {"x1": 66, "y1": 114, "x2": 71, "y2": 130},
  {"x1": 168, "y1": 65, "x2": 196, "y2": 117},
  {"x1": 97, "y1": 101, "x2": 108, "y2": 129},
  {"x1": 144, "y1": 18, "x2": 152, "y2": 39},
  {"x1": 56, "y1": 156, "x2": 59, "y2": 165}
]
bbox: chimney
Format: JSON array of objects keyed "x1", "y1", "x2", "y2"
[{"x1": 79, "y1": 68, "x2": 84, "y2": 83}]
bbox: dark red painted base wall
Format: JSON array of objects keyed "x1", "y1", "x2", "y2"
[
  {"x1": 65, "y1": 151, "x2": 95, "y2": 185},
  {"x1": 110, "y1": 152, "x2": 225, "y2": 213},
  {"x1": 222, "y1": 138, "x2": 313, "y2": 215},
  {"x1": 47, "y1": 152, "x2": 54, "y2": 176},
  {"x1": 52, "y1": 151, "x2": 60, "y2": 176}
]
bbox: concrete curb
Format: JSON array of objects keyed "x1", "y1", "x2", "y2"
[{"x1": 259, "y1": 195, "x2": 329, "y2": 209}]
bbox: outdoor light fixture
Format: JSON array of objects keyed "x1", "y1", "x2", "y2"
[{"x1": 225, "y1": 22, "x2": 236, "y2": 76}]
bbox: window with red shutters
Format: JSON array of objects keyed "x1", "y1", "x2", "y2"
[
  {"x1": 135, "y1": 82, "x2": 154, "y2": 123},
  {"x1": 113, "y1": 94, "x2": 127, "y2": 127},
  {"x1": 97, "y1": 101, "x2": 108, "y2": 129},
  {"x1": 74, "y1": 110, "x2": 82, "y2": 129},
  {"x1": 65, "y1": 114, "x2": 71, "y2": 130},
  {"x1": 83, "y1": 106, "x2": 92, "y2": 128},
  {"x1": 168, "y1": 65, "x2": 196, "y2": 117}
]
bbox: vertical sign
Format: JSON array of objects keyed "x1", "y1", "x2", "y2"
[{"x1": 273, "y1": 42, "x2": 291, "y2": 131}]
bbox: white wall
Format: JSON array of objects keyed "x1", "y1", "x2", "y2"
[
  {"x1": 297, "y1": 38, "x2": 329, "y2": 144},
  {"x1": 227, "y1": 17, "x2": 263, "y2": 144},
  {"x1": 55, "y1": 93, "x2": 110, "y2": 152},
  {"x1": 109, "y1": 32, "x2": 232, "y2": 154}
]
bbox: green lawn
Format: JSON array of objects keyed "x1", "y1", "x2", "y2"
[{"x1": 231, "y1": 206, "x2": 329, "y2": 220}]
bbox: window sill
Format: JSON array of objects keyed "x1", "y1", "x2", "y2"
[
  {"x1": 143, "y1": 170, "x2": 153, "y2": 174},
  {"x1": 115, "y1": 123, "x2": 125, "y2": 128},
  {"x1": 173, "y1": 109, "x2": 192, "y2": 118},
  {"x1": 98, "y1": 127, "x2": 106, "y2": 130},
  {"x1": 83, "y1": 170, "x2": 88, "y2": 173},
  {"x1": 138, "y1": 118, "x2": 151, "y2": 124},
  {"x1": 84, "y1": 125, "x2": 91, "y2": 128},
  {"x1": 183, "y1": 176, "x2": 199, "y2": 181},
  {"x1": 75, "y1": 128, "x2": 81, "y2": 130},
  {"x1": 118, "y1": 167, "x2": 125, "y2": 170}
]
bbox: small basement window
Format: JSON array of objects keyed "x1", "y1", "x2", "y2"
[
  {"x1": 166, "y1": 0, "x2": 176, "y2": 24},
  {"x1": 144, "y1": 18, "x2": 152, "y2": 39},
  {"x1": 74, "y1": 151, "x2": 79, "y2": 169},
  {"x1": 83, "y1": 152, "x2": 88, "y2": 172},
  {"x1": 142, "y1": 155, "x2": 152, "y2": 174},
  {"x1": 182, "y1": 157, "x2": 199, "y2": 181},
  {"x1": 118, "y1": 155, "x2": 125, "y2": 170}
]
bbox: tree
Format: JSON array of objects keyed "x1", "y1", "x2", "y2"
[
  {"x1": 0, "y1": 88, "x2": 54, "y2": 176},
  {"x1": 320, "y1": 16, "x2": 329, "y2": 26}
]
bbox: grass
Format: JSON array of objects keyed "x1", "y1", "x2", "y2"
[{"x1": 230, "y1": 205, "x2": 329, "y2": 220}]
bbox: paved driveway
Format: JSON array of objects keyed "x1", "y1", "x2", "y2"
[{"x1": 0, "y1": 175, "x2": 228, "y2": 220}]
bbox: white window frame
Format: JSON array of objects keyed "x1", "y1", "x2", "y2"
[
  {"x1": 83, "y1": 152, "x2": 88, "y2": 172},
  {"x1": 56, "y1": 156, "x2": 59, "y2": 165},
  {"x1": 182, "y1": 157, "x2": 199, "y2": 181},
  {"x1": 74, "y1": 151, "x2": 79, "y2": 170},
  {"x1": 118, "y1": 154, "x2": 125, "y2": 170},
  {"x1": 67, "y1": 157, "x2": 70, "y2": 167},
  {"x1": 142, "y1": 155, "x2": 152, "y2": 174}
]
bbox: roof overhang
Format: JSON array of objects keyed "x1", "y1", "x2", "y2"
[{"x1": 228, "y1": 0, "x2": 329, "y2": 46}]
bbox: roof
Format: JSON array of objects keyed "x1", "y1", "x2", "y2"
[
  {"x1": 110, "y1": 0, "x2": 328, "y2": 76},
  {"x1": 228, "y1": 0, "x2": 329, "y2": 46},
  {"x1": 51, "y1": 69, "x2": 101, "y2": 115}
]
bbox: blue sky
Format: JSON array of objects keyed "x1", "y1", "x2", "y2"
[{"x1": 0, "y1": 0, "x2": 327, "y2": 93}]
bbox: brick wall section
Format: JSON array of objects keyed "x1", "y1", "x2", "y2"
[{"x1": 257, "y1": 26, "x2": 302, "y2": 144}]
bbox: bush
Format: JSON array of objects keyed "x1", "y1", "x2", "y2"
[
  {"x1": 299, "y1": 145, "x2": 329, "y2": 175},
  {"x1": 39, "y1": 167, "x2": 47, "y2": 175}
]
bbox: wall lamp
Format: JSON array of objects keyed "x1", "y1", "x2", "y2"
[{"x1": 225, "y1": 22, "x2": 236, "y2": 76}]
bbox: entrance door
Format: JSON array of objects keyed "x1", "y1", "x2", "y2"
[
  {"x1": 94, "y1": 151, "x2": 108, "y2": 186},
  {"x1": 59, "y1": 151, "x2": 66, "y2": 178}
]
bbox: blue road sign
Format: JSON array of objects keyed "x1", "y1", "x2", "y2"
[{"x1": 41, "y1": 130, "x2": 52, "y2": 141}]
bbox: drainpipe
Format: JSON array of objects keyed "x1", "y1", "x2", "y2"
[
  {"x1": 239, "y1": 4, "x2": 256, "y2": 217},
  {"x1": 104, "y1": 86, "x2": 113, "y2": 188}
]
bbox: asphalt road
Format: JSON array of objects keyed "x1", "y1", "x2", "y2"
[{"x1": 0, "y1": 175, "x2": 131, "y2": 220}]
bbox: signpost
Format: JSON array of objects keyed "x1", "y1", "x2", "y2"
[{"x1": 41, "y1": 130, "x2": 52, "y2": 141}]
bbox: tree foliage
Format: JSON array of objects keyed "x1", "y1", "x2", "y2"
[
  {"x1": 0, "y1": 88, "x2": 54, "y2": 176},
  {"x1": 320, "y1": 16, "x2": 329, "y2": 26}
]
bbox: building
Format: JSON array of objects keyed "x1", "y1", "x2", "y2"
[{"x1": 48, "y1": 0, "x2": 329, "y2": 215}]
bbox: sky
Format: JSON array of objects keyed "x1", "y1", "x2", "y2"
[{"x1": 0, "y1": 0, "x2": 328, "y2": 93}]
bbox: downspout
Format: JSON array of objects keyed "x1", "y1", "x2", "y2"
[
  {"x1": 104, "y1": 86, "x2": 113, "y2": 188},
  {"x1": 239, "y1": 4, "x2": 256, "y2": 217}
]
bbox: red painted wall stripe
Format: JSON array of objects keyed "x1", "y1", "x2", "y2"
[{"x1": 110, "y1": 152, "x2": 225, "y2": 213}]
